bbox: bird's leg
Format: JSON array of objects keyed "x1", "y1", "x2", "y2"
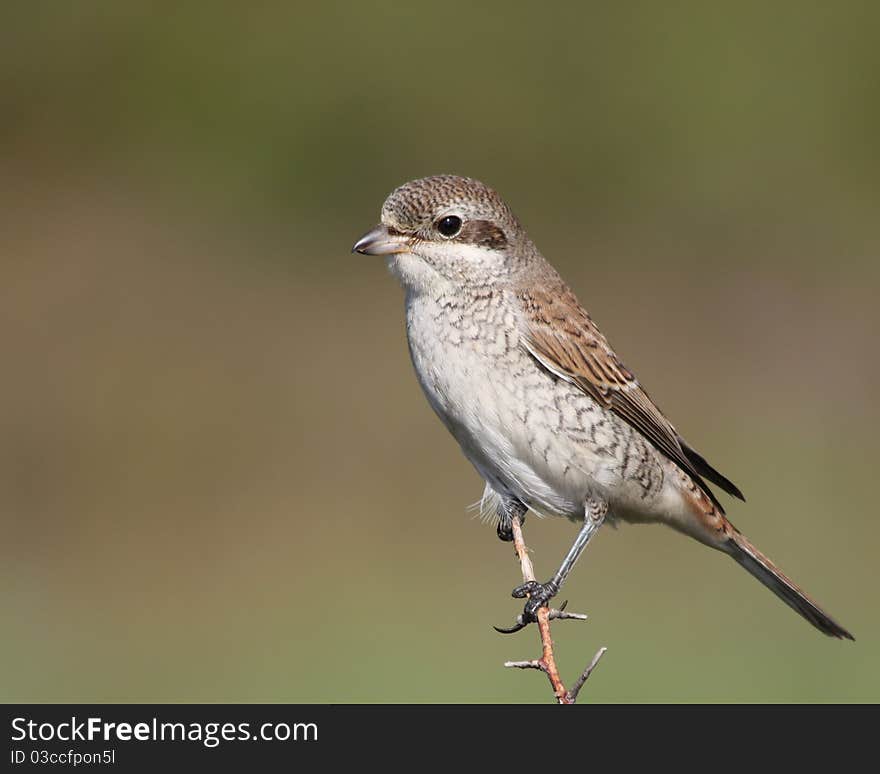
[
  {"x1": 496, "y1": 498, "x2": 527, "y2": 542},
  {"x1": 510, "y1": 497, "x2": 607, "y2": 626}
]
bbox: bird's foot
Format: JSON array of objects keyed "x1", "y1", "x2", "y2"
[
  {"x1": 496, "y1": 507, "x2": 525, "y2": 542},
  {"x1": 493, "y1": 580, "x2": 588, "y2": 634},
  {"x1": 496, "y1": 519, "x2": 514, "y2": 542},
  {"x1": 512, "y1": 579, "x2": 559, "y2": 622}
]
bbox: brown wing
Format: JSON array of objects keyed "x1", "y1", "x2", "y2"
[{"x1": 519, "y1": 286, "x2": 743, "y2": 512}]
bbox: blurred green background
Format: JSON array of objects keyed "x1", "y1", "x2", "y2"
[{"x1": 2, "y1": 2, "x2": 878, "y2": 703}]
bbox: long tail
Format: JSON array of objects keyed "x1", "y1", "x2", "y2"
[{"x1": 728, "y1": 530, "x2": 854, "y2": 640}]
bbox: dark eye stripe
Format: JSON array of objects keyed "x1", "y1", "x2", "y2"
[{"x1": 458, "y1": 220, "x2": 507, "y2": 249}]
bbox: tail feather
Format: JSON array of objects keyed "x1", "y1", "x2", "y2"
[{"x1": 729, "y1": 530, "x2": 854, "y2": 641}]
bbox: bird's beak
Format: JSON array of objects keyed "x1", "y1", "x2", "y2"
[{"x1": 351, "y1": 225, "x2": 410, "y2": 256}]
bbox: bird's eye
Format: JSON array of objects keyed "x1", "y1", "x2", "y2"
[{"x1": 436, "y1": 215, "x2": 462, "y2": 238}]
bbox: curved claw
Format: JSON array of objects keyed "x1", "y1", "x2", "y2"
[{"x1": 493, "y1": 618, "x2": 529, "y2": 634}]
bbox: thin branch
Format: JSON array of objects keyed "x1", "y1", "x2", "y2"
[
  {"x1": 502, "y1": 515, "x2": 606, "y2": 704},
  {"x1": 566, "y1": 646, "x2": 607, "y2": 703},
  {"x1": 504, "y1": 659, "x2": 544, "y2": 670},
  {"x1": 549, "y1": 600, "x2": 589, "y2": 623}
]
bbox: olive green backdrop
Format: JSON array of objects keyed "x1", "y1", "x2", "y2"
[{"x1": 2, "y1": 2, "x2": 877, "y2": 702}]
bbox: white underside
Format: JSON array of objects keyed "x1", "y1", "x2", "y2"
[{"x1": 399, "y1": 283, "x2": 696, "y2": 533}]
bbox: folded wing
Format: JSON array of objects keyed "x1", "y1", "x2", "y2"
[{"x1": 518, "y1": 286, "x2": 744, "y2": 513}]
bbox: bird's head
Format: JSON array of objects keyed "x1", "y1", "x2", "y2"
[{"x1": 352, "y1": 175, "x2": 530, "y2": 294}]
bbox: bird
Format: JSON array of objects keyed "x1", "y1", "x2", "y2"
[{"x1": 352, "y1": 174, "x2": 853, "y2": 641}]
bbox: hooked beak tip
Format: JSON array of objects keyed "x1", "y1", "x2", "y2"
[{"x1": 351, "y1": 224, "x2": 409, "y2": 256}]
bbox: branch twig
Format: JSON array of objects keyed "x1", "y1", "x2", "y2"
[{"x1": 502, "y1": 515, "x2": 606, "y2": 704}]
